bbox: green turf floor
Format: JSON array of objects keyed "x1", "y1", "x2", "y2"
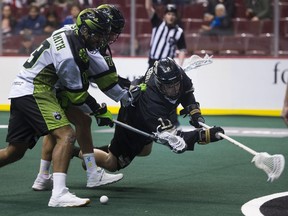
[{"x1": 0, "y1": 112, "x2": 287, "y2": 216}]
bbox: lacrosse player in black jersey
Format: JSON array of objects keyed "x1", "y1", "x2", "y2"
[{"x1": 74, "y1": 57, "x2": 225, "y2": 172}]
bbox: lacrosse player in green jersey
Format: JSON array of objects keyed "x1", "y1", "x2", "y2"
[
  {"x1": 31, "y1": 5, "x2": 143, "y2": 191},
  {"x1": 0, "y1": 8, "x2": 116, "y2": 207}
]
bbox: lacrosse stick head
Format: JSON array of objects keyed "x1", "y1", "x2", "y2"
[
  {"x1": 183, "y1": 54, "x2": 213, "y2": 72},
  {"x1": 252, "y1": 152, "x2": 285, "y2": 182}
]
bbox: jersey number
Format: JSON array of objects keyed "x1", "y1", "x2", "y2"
[{"x1": 23, "y1": 40, "x2": 50, "y2": 69}]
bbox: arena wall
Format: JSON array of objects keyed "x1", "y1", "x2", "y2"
[{"x1": 0, "y1": 56, "x2": 287, "y2": 116}]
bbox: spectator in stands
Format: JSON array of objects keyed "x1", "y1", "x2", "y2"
[
  {"x1": 61, "y1": 4, "x2": 81, "y2": 26},
  {"x1": 16, "y1": 4, "x2": 46, "y2": 35},
  {"x1": 1, "y1": 4, "x2": 18, "y2": 37},
  {"x1": 44, "y1": 9, "x2": 61, "y2": 34},
  {"x1": 204, "y1": 0, "x2": 235, "y2": 22},
  {"x1": 200, "y1": 3, "x2": 233, "y2": 36},
  {"x1": 145, "y1": 0, "x2": 186, "y2": 68},
  {"x1": 244, "y1": 0, "x2": 272, "y2": 21},
  {"x1": 18, "y1": 30, "x2": 37, "y2": 55}
]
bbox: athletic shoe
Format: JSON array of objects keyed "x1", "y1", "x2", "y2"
[
  {"x1": 48, "y1": 188, "x2": 90, "y2": 207},
  {"x1": 32, "y1": 174, "x2": 53, "y2": 191},
  {"x1": 86, "y1": 168, "x2": 123, "y2": 188}
]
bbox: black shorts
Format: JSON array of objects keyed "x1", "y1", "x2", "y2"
[
  {"x1": 109, "y1": 106, "x2": 153, "y2": 170},
  {"x1": 6, "y1": 94, "x2": 69, "y2": 148}
]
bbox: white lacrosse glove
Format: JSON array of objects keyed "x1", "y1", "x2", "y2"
[{"x1": 155, "y1": 126, "x2": 187, "y2": 154}]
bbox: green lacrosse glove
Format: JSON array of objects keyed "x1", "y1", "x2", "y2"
[
  {"x1": 129, "y1": 83, "x2": 147, "y2": 105},
  {"x1": 94, "y1": 103, "x2": 113, "y2": 127}
]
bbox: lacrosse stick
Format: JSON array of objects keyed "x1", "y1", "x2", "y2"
[
  {"x1": 183, "y1": 54, "x2": 213, "y2": 72},
  {"x1": 113, "y1": 119, "x2": 186, "y2": 153},
  {"x1": 199, "y1": 122, "x2": 285, "y2": 182}
]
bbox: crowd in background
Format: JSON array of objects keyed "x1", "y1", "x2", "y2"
[{"x1": 1, "y1": 0, "x2": 287, "y2": 56}]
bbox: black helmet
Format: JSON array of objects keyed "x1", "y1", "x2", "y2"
[
  {"x1": 96, "y1": 4, "x2": 125, "y2": 44},
  {"x1": 153, "y1": 57, "x2": 183, "y2": 100},
  {"x1": 76, "y1": 8, "x2": 111, "y2": 50}
]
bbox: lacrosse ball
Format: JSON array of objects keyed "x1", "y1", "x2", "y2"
[{"x1": 100, "y1": 195, "x2": 109, "y2": 204}]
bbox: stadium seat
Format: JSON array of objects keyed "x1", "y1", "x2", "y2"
[
  {"x1": 193, "y1": 35, "x2": 220, "y2": 55},
  {"x1": 234, "y1": 19, "x2": 262, "y2": 36},
  {"x1": 110, "y1": 34, "x2": 131, "y2": 56},
  {"x1": 234, "y1": 3, "x2": 246, "y2": 19},
  {"x1": 137, "y1": 33, "x2": 151, "y2": 56},
  {"x1": 2, "y1": 35, "x2": 22, "y2": 55},
  {"x1": 181, "y1": 18, "x2": 208, "y2": 34},
  {"x1": 260, "y1": 20, "x2": 274, "y2": 36},
  {"x1": 177, "y1": 3, "x2": 205, "y2": 19},
  {"x1": 218, "y1": 35, "x2": 247, "y2": 56},
  {"x1": 280, "y1": 18, "x2": 288, "y2": 37},
  {"x1": 185, "y1": 33, "x2": 200, "y2": 54},
  {"x1": 279, "y1": 37, "x2": 288, "y2": 55},
  {"x1": 279, "y1": 2, "x2": 288, "y2": 18},
  {"x1": 245, "y1": 35, "x2": 273, "y2": 56},
  {"x1": 136, "y1": 18, "x2": 151, "y2": 35}
]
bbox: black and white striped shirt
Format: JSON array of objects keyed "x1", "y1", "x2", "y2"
[{"x1": 148, "y1": 13, "x2": 186, "y2": 66}]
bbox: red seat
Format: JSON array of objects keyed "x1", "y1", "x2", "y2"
[
  {"x1": 110, "y1": 34, "x2": 131, "y2": 56},
  {"x1": 235, "y1": 3, "x2": 246, "y2": 18},
  {"x1": 137, "y1": 33, "x2": 151, "y2": 56},
  {"x1": 193, "y1": 36, "x2": 220, "y2": 55},
  {"x1": 218, "y1": 35, "x2": 247, "y2": 56},
  {"x1": 181, "y1": 18, "x2": 208, "y2": 34},
  {"x1": 245, "y1": 35, "x2": 273, "y2": 56},
  {"x1": 136, "y1": 18, "x2": 151, "y2": 35},
  {"x1": 234, "y1": 19, "x2": 262, "y2": 36},
  {"x1": 185, "y1": 33, "x2": 200, "y2": 54},
  {"x1": 178, "y1": 3, "x2": 205, "y2": 19},
  {"x1": 279, "y1": 2, "x2": 288, "y2": 18},
  {"x1": 260, "y1": 20, "x2": 274, "y2": 36},
  {"x1": 279, "y1": 37, "x2": 288, "y2": 55}
]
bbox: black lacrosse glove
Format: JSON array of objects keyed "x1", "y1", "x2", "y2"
[
  {"x1": 198, "y1": 126, "x2": 224, "y2": 144},
  {"x1": 179, "y1": 103, "x2": 205, "y2": 128},
  {"x1": 93, "y1": 103, "x2": 114, "y2": 127},
  {"x1": 156, "y1": 118, "x2": 175, "y2": 133}
]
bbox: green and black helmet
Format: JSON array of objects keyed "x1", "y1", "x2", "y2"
[
  {"x1": 76, "y1": 8, "x2": 111, "y2": 50},
  {"x1": 96, "y1": 4, "x2": 125, "y2": 43}
]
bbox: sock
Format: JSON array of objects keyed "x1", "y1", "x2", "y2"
[
  {"x1": 39, "y1": 159, "x2": 51, "y2": 177},
  {"x1": 52, "y1": 173, "x2": 67, "y2": 195},
  {"x1": 82, "y1": 153, "x2": 97, "y2": 179}
]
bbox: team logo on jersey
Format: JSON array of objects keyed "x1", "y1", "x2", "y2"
[{"x1": 53, "y1": 112, "x2": 62, "y2": 120}]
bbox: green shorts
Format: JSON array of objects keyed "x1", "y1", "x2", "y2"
[{"x1": 6, "y1": 93, "x2": 70, "y2": 148}]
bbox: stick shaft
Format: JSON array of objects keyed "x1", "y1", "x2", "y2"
[
  {"x1": 199, "y1": 122, "x2": 258, "y2": 156},
  {"x1": 113, "y1": 119, "x2": 157, "y2": 141}
]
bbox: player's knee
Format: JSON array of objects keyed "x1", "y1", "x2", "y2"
[{"x1": 54, "y1": 126, "x2": 76, "y2": 145}]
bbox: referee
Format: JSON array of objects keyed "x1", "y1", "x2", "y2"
[{"x1": 145, "y1": 0, "x2": 187, "y2": 68}]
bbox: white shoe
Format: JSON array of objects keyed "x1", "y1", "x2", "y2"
[
  {"x1": 48, "y1": 188, "x2": 90, "y2": 207},
  {"x1": 86, "y1": 168, "x2": 123, "y2": 188},
  {"x1": 32, "y1": 174, "x2": 53, "y2": 191}
]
